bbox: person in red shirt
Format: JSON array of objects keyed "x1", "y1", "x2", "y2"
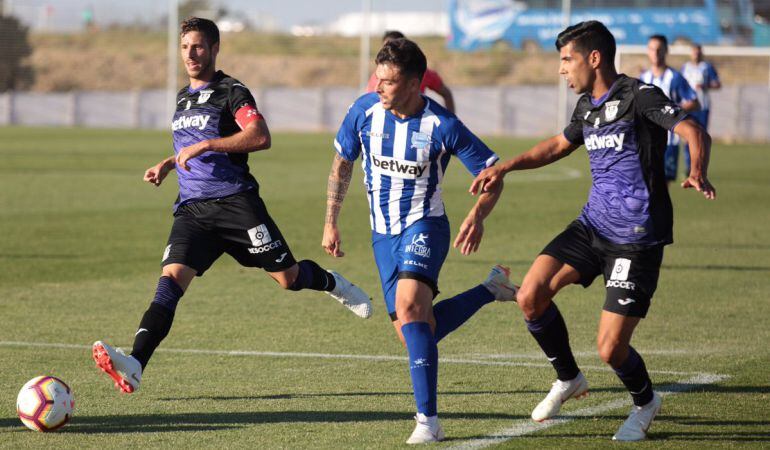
[{"x1": 366, "y1": 30, "x2": 455, "y2": 113}]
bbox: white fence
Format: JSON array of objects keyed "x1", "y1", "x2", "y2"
[{"x1": 1, "y1": 85, "x2": 768, "y2": 142}]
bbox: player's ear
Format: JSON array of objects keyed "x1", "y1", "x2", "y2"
[
  {"x1": 589, "y1": 49, "x2": 601, "y2": 69},
  {"x1": 211, "y1": 42, "x2": 220, "y2": 58}
]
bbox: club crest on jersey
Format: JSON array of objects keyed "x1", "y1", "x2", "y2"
[
  {"x1": 410, "y1": 132, "x2": 432, "y2": 151},
  {"x1": 604, "y1": 100, "x2": 620, "y2": 121},
  {"x1": 197, "y1": 89, "x2": 214, "y2": 104}
]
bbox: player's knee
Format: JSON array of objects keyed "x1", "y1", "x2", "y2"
[
  {"x1": 396, "y1": 301, "x2": 430, "y2": 323},
  {"x1": 276, "y1": 277, "x2": 294, "y2": 290},
  {"x1": 516, "y1": 283, "x2": 550, "y2": 321},
  {"x1": 597, "y1": 339, "x2": 627, "y2": 367}
]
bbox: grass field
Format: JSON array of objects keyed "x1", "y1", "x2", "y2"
[{"x1": 0, "y1": 127, "x2": 768, "y2": 448}]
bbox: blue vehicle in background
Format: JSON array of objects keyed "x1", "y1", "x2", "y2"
[{"x1": 448, "y1": 0, "x2": 761, "y2": 50}]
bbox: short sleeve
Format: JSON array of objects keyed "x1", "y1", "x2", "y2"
[
  {"x1": 636, "y1": 84, "x2": 689, "y2": 131},
  {"x1": 444, "y1": 119, "x2": 498, "y2": 176},
  {"x1": 228, "y1": 82, "x2": 262, "y2": 129},
  {"x1": 563, "y1": 107, "x2": 585, "y2": 145},
  {"x1": 334, "y1": 103, "x2": 365, "y2": 161},
  {"x1": 228, "y1": 82, "x2": 258, "y2": 116},
  {"x1": 421, "y1": 69, "x2": 445, "y2": 93}
]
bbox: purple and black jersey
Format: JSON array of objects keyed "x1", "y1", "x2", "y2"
[
  {"x1": 563, "y1": 75, "x2": 689, "y2": 246},
  {"x1": 172, "y1": 70, "x2": 260, "y2": 208}
]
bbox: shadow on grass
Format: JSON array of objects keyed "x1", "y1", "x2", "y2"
[
  {"x1": 157, "y1": 387, "x2": 628, "y2": 402},
  {"x1": 46, "y1": 410, "x2": 531, "y2": 434}
]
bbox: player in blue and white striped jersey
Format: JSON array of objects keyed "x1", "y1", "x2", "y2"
[
  {"x1": 323, "y1": 38, "x2": 517, "y2": 444},
  {"x1": 641, "y1": 35, "x2": 700, "y2": 182}
]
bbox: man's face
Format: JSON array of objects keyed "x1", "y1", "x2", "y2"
[
  {"x1": 559, "y1": 42, "x2": 595, "y2": 95},
  {"x1": 647, "y1": 38, "x2": 667, "y2": 66},
  {"x1": 690, "y1": 45, "x2": 703, "y2": 62},
  {"x1": 374, "y1": 63, "x2": 420, "y2": 111},
  {"x1": 181, "y1": 31, "x2": 218, "y2": 79}
]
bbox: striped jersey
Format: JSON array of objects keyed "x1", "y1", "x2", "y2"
[
  {"x1": 681, "y1": 61, "x2": 720, "y2": 110},
  {"x1": 335, "y1": 93, "x2": 498, "y2": 235},
  {"x1": 639, "y1": 67, "x2": 697, "y2": 146}
]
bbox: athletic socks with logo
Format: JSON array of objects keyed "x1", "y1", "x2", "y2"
[
  {"x1": 401, "y1": 321, "x2": 438, "y2": 416},
  {"x1": 525, "y1": 301, "x2": 581, "y2": 381},
  {"x1": 432, "y1": 285, "x2": 495, "y2": 342},
  {"x1": 288, "y1": 259, "x2": 336, "y2": 292},
  {"x1": 130, "y1": 276, "x2": 184, "y2": 369},
  {"x1": 614, "y1": 346, "x2": 654, "y2": 406}
]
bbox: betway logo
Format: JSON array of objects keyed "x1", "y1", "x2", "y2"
[
  {"x1": 370, "y1": 154, "x2": 427, "y2": 179},
  {"x1": 172, "y1": 114, "x2": 211, "y2": 131},
  {"x1": 585, "y1": 132, "x2": 625, "y2": 152}
]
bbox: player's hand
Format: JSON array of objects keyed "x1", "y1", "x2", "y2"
[
  {"x1": 143, "y1": 162, "x2": 171, "y2": 186},
  {"x1": 453, "y1": 215, "x2": 484, "y2": 255},
  {"x1": 681, "y1": 174, "x2": 716, "y2": 200},
  {"x1": 176, "y1": 141, "x2": 209, "y2": 171},
  {"x1": 322, "y1": 223, "x2": 345, "y2": 257},
  {"x1": 470, "y1": 165, "x2": 505, "y2": 195}
]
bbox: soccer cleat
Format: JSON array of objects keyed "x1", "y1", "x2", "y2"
[
  {"x1": 92, "y1": 340, "x2": 142, "y2": 393},
  {"x1": 482, "y1": 265, "x2": 518, "y2": 302},
  {"x1": 531, "y1": 372, "x2": 589, "y2": 421},
  {"x1": 613, "y1": 392, "x2": 662, "y2": 441},
  {"x1": 406, "y1": 413, "x2": 445, "y2": 444},
  {"x1": 327, "y1": 271, "x2": 373, "y2": 319}
]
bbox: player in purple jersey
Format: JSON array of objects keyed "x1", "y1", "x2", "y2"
[
  {"x1": 324, "y1": 38, "x2": 517, "y2": 443},
  {"x1": 471, "y1": 21, "x2": 716, "y2": 441},
  {"x1": 91, "y1": 17, "x2": 372, "y2": 395}
]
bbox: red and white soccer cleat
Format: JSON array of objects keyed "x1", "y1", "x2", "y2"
[{"x1": 92, "y1": 341, "x2": 142, "y2": 394}]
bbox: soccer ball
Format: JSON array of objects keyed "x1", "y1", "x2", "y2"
[{"x1": 16, "y1": 376, "x2": 74, "y2": 432}]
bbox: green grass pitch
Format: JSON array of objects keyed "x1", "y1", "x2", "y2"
[{"x1": 0, "y1": 127, "x2": 768, "y2": 448}]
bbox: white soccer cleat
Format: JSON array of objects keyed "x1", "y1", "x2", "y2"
[
  {"x1": 92, "y1": 340, "x2": 142, "y2": 394},
  {"x1": 531, "y1": 372, "x2": 589, "y2": 422},
  {"x1": 613, "y1": 392, "x2": 662, "y2": 441},
  {"x1": 406, "y1": 413, "x2": 445, "y2": 444},
  {"x1": 482, "y1": 265, "x2": 518, "y2": 302},
  {"x1": 327, "y1": 271, "x2": 373, "y2": 319}
]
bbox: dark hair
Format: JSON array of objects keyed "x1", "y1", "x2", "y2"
[
  {"x1": 382, "y1": 30, "x2": 406, "y2": 43},
  {"x1": 375, "y1": 38, "x2": 427, "y2": 81},
  {"x1": 649, "y1": 34, "x2": 668, "y2": 50},
  {"x1": 180, "y1": 17, "x2": 220, "y2": 47},
  {"x1": 555, "y1": 21, "x2": 616, "y2": 65}
]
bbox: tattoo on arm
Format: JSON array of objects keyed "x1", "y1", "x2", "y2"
[{"x1": 326, "y1": 154, "x2": 354, "y2": 225}]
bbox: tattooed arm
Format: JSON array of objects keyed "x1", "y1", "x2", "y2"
[{"x1": 322, "y1": 154, "x2": 354, "y2": 257}]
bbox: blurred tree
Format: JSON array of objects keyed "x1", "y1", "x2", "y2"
[
  {"x1": 179, "y1": 0, "x2": 212, "y2": 21},
  {"x1": 0, "y1": 15, "x2": 33, "y2": 91}
]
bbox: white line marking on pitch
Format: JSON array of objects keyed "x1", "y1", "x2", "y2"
[
  {"x1": 0, "y1": 340, "x2": 713, "y2": 377},
  {"x1": 445, "y1": 372, "x2": 729, "y2": 450}
]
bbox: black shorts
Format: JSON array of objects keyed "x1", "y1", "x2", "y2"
[
  {"x1": 541, "y1": 220, "x2": 664, "y2": 318},
  {"x1": 162, "y1": 190, "x2": 297, "y2": 276}
]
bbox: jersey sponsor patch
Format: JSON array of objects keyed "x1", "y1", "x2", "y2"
[
  {"x1": 584, "y1": 132, "x2": 625, "y2": 152},
  {"x1": 370, "y1": 153, "x2": 429, "y2": 179},
  {"x1": 610, "y1": 258, "x2": 631, "y2": 281},
  {"x1": 172, "y1": 114, "x2": 210, "y2": 131},
  {"x1": 247, "y1": 224, "x2": 272, "y2": 246}
]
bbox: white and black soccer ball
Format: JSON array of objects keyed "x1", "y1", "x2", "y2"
[{"x1": 16, "y1": 376, "x2": 74, "y2": 432}]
